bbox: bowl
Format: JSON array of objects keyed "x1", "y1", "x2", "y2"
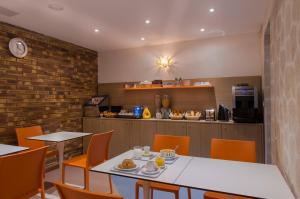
[
  {"x1": 185, "y1": 115, "x2": 200, "y2": 120},
  {"x1": 160, "y1": 149, "x2": 176, "y2": 159}
]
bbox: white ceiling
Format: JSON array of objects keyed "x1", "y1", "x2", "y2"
[{"x1": 0, "y1": 0, "x2": 269, "y2": 52}]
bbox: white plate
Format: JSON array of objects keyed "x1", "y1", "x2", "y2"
[
  {"x1": 162, "y1": 155, "x2": 177, "y2": 160},
  {"x1": 142, "y1": 152, "x2": 152, "y2": 157},
  {"x1": 114, "y1": 164, "x2": 139, "y2": 171},
  {"x1": 141, "y1": 166, "x2": 160, "y2": 175}
]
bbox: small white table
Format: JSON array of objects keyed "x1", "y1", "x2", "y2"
[
  {"x1": 91, "y1": 150, "x2": 193, "y2": 199},
  {"x1": 175, "y1": 157, "x2": 295, "y2": 199},
  {"x1": 0, "y1": 144, "x2": 28, "y2": 156},
  {"x1": 91, "y1": 150, "x2": 295, "y2": 199},
  {"x1": 27, "y1": 131, "x2": 91, "y2": 180}
]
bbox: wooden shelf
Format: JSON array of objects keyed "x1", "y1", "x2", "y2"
[{"x1": 124, "y1": 85, "x2": 213, "y2": 91}]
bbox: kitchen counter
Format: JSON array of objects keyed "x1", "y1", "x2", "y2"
[
  {"x1": 83, "y1": 117, "x2": 265, "y2": 162},
  {"x1": 83, "y1": 117, "x2": 263, "y2": 125}
]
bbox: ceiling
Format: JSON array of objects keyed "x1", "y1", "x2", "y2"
[{"x1": 0, "y1": 0, "x2": 269, "y2": 52}]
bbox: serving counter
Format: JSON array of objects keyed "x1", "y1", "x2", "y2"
[{"x1": 83, "y1": 117, "x2": 264, "y2": 162}]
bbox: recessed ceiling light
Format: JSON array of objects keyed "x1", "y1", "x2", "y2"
[
  {"x1": 200, "y1": 28, "x2": 205, "y2": 32},
  {"x1": 140, "y1": 37, "x2": 145, "y2": 41},
  {"x1": 94, "y1": 28, "x2": 100, "y2": 33},
  {"x1": 209, "y1": 8, "x2": 215, "y2": 13},
  {"x1": 48, "y1": 3, "x2": 64, "y2": 11},
  {"x1": 145, "y1": 19, "x2": 151, "y2": 24}
]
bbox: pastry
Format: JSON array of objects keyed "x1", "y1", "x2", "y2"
[{"x1": 118, "y1": 159, "x2": 136, "y2": 169}]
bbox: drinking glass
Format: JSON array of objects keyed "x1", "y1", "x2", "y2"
[{"x1": 133, "y1": 146, "x2": 143, "y2": 159}]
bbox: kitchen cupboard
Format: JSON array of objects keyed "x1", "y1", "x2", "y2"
[
  {"x1": 221, "y1": 123, "x2": 264, "y2": 162},
  {"x1": 187, "y1": 123, "x2": 222, "y2": 157},
  {"x1": 156, "y1": 121, "x2": 187, "y2": 136},
  {"x1": 83, "y1": 118, "x2": 264, "y2": 162}
]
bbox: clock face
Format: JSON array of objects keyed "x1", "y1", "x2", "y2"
[{"x1": 9, "y1": 38, "x2": 28, "y2": 58}]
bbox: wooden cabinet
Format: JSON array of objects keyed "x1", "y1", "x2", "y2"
[
  {"x1": 221, "y1": 124, "x2": 264, "y2": 163},
  {"x1": 82, "y1": 118, "x2": 265, "y2": 162},
  {"x1": 187, "y1": 123, "x2": 221, "y2": 157},
  {"x1": 108, "y1": 119, "x2": 130, "y2": 157},
  {"x1": 156, "y1": 121, "x2": 187, "y2": 136},
  {"x1": 83, "y1": 118, "x2": 130, "y2": 157}
]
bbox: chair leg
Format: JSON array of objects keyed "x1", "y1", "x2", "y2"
[
  {"x1": 40, "y1": 182, "x2": 46, "y2": 199},
  {"x1": 135, "y1": 183, "x2": 140, "y2": 199},
  {"x1": 151, "y1": 188, "x2": 154, "y2": 199},
  {"x1": 188, "y1": 188, "x2": 192, "y2": 199},
  {"x1": 84, "y1": 168, "x2": 90, "y2": 190},
  {"x1": 108, "y1": 174, "x2": 113, "y2": 194},
  {"x1": 41, "y1": 191, "x2": 45, "y2": 199},
  {"x1": 62, "y1": 164, "x2": 66, "y2": 184},
  {"x1": 174, "y1": 191, "x2": 179, "y2": 199}
]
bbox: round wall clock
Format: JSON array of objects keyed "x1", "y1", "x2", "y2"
[{"x1": 9, "y1": 38, "x2": 28, "y2": 58}]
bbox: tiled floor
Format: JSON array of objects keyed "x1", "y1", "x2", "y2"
[{"x1": 31, "y1": 167, "x2": 203, "y2": 199}]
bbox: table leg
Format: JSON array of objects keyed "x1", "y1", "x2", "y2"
[
  {"x1": 143, "y1": 180, "x2": 151, "y2": 199},
  {"x1": 56, "y1": 142, "x2": 65, "y2": 182}
]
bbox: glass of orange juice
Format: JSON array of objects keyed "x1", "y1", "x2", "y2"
[{"x1": 155, "y1": 156, "x2": 165, "y2": 168}]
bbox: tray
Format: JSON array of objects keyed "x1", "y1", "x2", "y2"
[{"x1": 111, "y1": 165, "x2": 167, "y2": 178}]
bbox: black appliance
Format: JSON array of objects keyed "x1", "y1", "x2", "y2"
[
  {"x1": 232, "y1": 85, "x2": 259, "y2": 123},
  {"x1": 218, "y1": 105, "x2": 230, "y2": 121}
]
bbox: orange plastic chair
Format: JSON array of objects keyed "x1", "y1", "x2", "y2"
[
  {"x1": 16, "y1": 126, "x2": 59, "y2": 159},
  {"x1": 203, "y1": 138, "x2": 256, "y2": 199},
  {"x1": 135, "y1": 134, "x2": 191, "y2": 199},
  {"x1": 62, "y1": 131, "x2": 113, "y2": 191},
  {"x1": 54, "y1": 182, "x2": 123, "y2": 199},
  {"x1": 0, "y1": 146, "x2": 47, "y2": 199}
]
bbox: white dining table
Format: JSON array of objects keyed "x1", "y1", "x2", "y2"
[
  {"x1": 91, "y1": 150, "x2": 193, "y2": 199},
  {"x1": 91, "y1": 150, "x2": 295, "y2": 199},
  {"x1": 0, "y1": 144, "x2": 28, "y2": 156},
  {"x1": 27, "y1": 131, "x2": 91, "y2": 181}
]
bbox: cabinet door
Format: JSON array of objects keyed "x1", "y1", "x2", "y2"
[
  {"x1": 187, "y1": 123, "x2": 221, "y2": 157},
  {"x1": 108, "y1": 120, "x2": 130, "y2": 158},
  {"x1": 156, "y1": 121, "x2": 187, "y2": 136},
  {"x1": 221, "y1": 124, "x2": 264, "y2": 163},
  {"x1": 128, "y1": 120, "x2": 141, "y2": 149},
  {"x1": 83, "y1": 118, "x2": 103, "y2": 153},
  {"x1": 83, "y1": 117, "x2": 102, "y2": 133},
  {"x1": 139, "y1": 121, "x2": 157, "y2": 147},
  {"x1": 127, "y1": 120, "x2": 157, "y2": 149}
]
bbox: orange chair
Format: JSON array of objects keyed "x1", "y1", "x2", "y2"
[
  {"x1": 0, "y1": 146, "x2": 47, "y2": 199},
  {"x1": 16, "y1": 126, "x2": 59, "y2": 160},
  {"x1": 62, "y1": 131, "x2": 113, "y2": 191},
  {"x1": 135, "y1": 134, "x2": 191, "y2": 199},
  {"x1": 203, "y1": 138, "x2": 256, "y2": 199},
  {"x1": 54, "y1": 182, "x2": 123, "y2": 199}
]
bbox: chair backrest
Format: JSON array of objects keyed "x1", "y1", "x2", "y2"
[
  {"x1": 15, "y1": 126, "x2": 45, "y2": 148},
  {"x1": 86, "y1": 131, "x2": 113, "y2": 167},
  {"x1": 152, "y1": 134, "x2": 190, "y2": 155},
  {"x1": 211, "y1": 139, "x2": 256, "y2": 162},
  {"x1": 54, "y1": 182, "x2": 123, "y2": 199},
  {"x1": 0, "y1": 146, "x2": 47, "y2": 199}
]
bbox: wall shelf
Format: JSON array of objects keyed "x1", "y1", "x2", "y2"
[{"x1": 124, "y1": 85, "x2": 213, "y2": 91}]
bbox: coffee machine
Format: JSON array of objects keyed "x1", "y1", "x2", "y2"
[{"x1": 232, "y1": 85, "x2": 260, "y2": 123}]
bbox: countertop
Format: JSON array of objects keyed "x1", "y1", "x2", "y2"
[{"x1": 83, "y1": 117, "x2": 263, "y2": 125}]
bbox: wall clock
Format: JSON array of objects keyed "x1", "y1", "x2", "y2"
[{"x1": 9, "y1": 38, "x2": 28, "y2": 58}]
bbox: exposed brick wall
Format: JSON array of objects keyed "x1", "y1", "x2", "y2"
[{"x1": 0, "y1": 22, "x2": 98, "y2": 166}]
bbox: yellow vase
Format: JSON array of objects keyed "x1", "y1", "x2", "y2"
[{"x1": 143, "y1": 107, "x2": 151, "y2": 119}]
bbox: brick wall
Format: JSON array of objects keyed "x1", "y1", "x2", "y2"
[{"x1": 0, "y1": 22, "x2": 98, "y2": 167}]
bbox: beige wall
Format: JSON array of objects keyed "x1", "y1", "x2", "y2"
[
  {"x1": 98, "y1": 76, "x2": 262, "y2": 114},
  {"x1": 98, "y1": 32, "x2": 262, "y2": 83},
  {"x1": 269, "y1": 0, "x2": 300, "y2": 197}
]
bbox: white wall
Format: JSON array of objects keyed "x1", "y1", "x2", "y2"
[{"x1": 98, "y1": 32, "x2": 262, "y2": 83}]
